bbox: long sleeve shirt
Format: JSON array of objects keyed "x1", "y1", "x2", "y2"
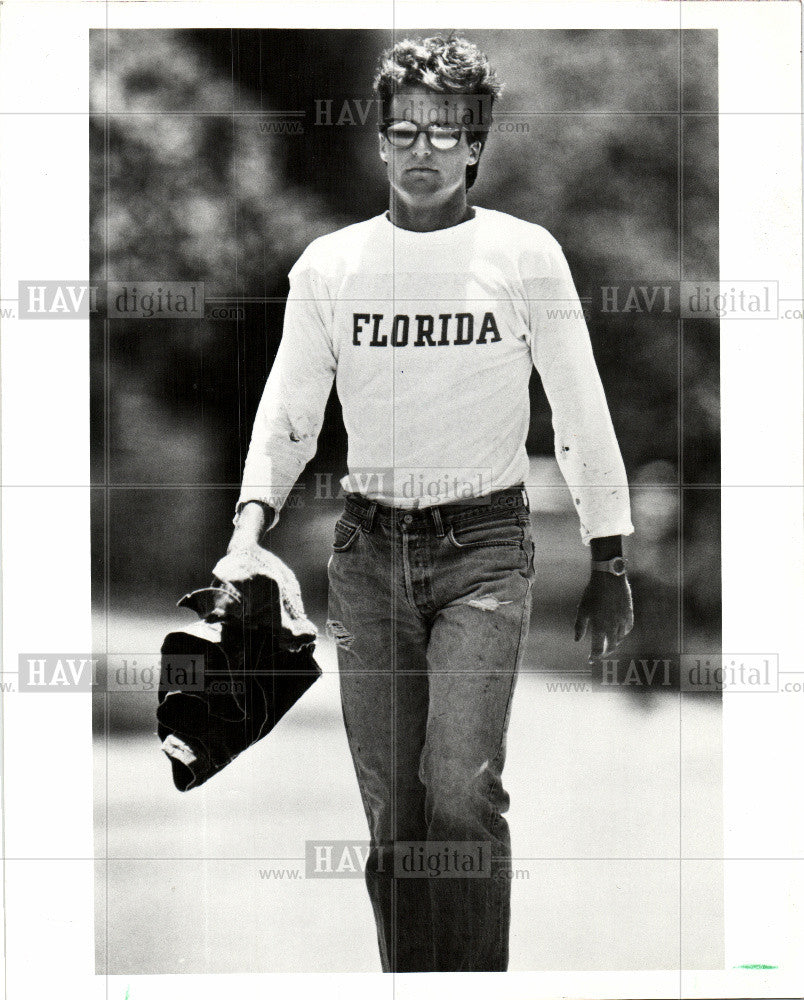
[{"x1": 235, "y1": 206, "x2": 634, "y2": 545}]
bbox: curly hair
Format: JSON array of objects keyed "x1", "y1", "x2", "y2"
[{"x1": 373, "y1": 33, "x2": 504, "y2": 190}]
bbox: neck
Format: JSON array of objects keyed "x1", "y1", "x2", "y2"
[{"x1": 387, "y1": 188, "x2": 474, "y2": 232}]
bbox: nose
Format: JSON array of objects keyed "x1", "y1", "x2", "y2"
[{"x1": 411, "y1": 130, "x2": 431, "y2": 156}]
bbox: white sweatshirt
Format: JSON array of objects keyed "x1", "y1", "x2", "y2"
[{"x1": 236, "y1": 206, "x2": 634, "y2": 545}]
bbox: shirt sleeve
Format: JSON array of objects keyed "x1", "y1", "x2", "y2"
[
  {"x1": 525, "y1": 237, "x2": 635, "y2": 545},
  {"x1": 234, "y1": 255, "x2": 336, "y2": 529}
]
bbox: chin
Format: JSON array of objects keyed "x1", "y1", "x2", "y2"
[{"x1": 397, "y1": 175, "x2": 444, "y2": 196}]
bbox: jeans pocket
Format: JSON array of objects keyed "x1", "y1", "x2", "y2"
[
  {"x1": 332, "y1": 517, "x2": 362, "y2": 552},
  {"x1": 446, "y1": 516, "x2": 525, "y2": 550}
]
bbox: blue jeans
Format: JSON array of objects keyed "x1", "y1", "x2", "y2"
[{"x1": 327, "y1": 485, "x2": 536, "y2": 972}]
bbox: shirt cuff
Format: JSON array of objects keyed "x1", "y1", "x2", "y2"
[
  {"x1": 580, "y1": 519, "x2": 635, "y2": 547},
  {"x1": 233, "y1": 497, "x2": 281, "y2": 532}
]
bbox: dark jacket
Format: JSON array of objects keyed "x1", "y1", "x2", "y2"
[{"x1": 157, "y1": 547, "x2": 321, "y2": 791}]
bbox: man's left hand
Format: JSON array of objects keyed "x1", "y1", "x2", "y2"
[{"x1": 574, "y1": 572, "x2": 634, "y2": 662}]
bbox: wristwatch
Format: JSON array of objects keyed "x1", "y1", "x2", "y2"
[{"x1": 591, "y1": 556, "x2": 628, "y2": 576}]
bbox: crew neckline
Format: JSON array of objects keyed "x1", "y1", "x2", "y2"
[{"x1": 381, "y1": 206, "x2": 483, "y2": 236}]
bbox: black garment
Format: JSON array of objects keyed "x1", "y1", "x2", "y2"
[{"x1": 157, "y1": 551, "x2": 321, "y2": 792}]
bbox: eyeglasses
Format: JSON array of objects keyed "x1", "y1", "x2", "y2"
[{"x1": 381, "y1": 119, "x2": 465, "y2": 151}]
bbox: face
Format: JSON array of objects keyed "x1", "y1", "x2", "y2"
[{"x1": 379, "y1": 86, "x2": 482, "y2": 204}]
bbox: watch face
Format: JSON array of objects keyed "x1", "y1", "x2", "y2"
[{"x1": 611, "y1": 557, "x2": 626, "y2": 575}]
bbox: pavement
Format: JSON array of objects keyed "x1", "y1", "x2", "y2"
[{"x1": 94, "y1": 623, "x2": 723, "y2": 974}]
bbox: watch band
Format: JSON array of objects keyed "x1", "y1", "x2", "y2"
[{"x1": 591, "y1": 556, "x2": 627, "y2": 576}]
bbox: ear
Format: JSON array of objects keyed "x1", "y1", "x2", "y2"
[
  {"x1": 467, "y1": 140, "x2": 482, "y2": 166},
  {"x1": 378, "y1": 132, "x2": 389, "y2": 163}
]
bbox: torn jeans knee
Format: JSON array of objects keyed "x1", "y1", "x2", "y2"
[
  {"x1": 326, "y1": 618, "x2": 355, "y2": 650},
  {"x1": 465, "y1": 596, "x2": 513, "y2": 612}
]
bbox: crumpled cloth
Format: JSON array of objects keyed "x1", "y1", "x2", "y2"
[
  {"x1": 178, "y1": 545, "x2": 318, "y2": 647},
  {"x1": 157, "y1": 546, "x2": 321, "y2": 792}
]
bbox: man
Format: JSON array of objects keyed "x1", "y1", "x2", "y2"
[{"x1": 225, "y1": 34, "x2": 634, "y2": 972}]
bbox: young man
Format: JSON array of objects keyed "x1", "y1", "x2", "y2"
[{"x1": 226, "y1": 34, "x2": 634, "y2": 973}]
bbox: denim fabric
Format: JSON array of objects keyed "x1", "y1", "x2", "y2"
[{"x1": 327, "y1": 485, "x2": 536, "y2": 972}]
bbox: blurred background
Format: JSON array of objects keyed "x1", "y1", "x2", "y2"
[{"x1": 90, "y1": 28, "x2": 723, "y2": 974}]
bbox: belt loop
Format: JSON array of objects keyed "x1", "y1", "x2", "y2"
[
  {"x1": 521, "y1": 486, "x2": 530, "y2": 512},
  {"x1": 365, "y1": 501, "x2": 377, "y2": 533},
  {"x1": 431, "y1": 505, "x2": 445, "y2": 538}
]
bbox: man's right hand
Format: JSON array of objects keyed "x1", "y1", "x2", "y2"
[
  {"x1": 226, "y1": 500, "x2": 275, "y2": 554},
  {"x1": 206, "y1": 501, "x2": 276, "y2": 620}
]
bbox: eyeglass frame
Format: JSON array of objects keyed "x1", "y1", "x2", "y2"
[{"x1": 379, "y1": 117, "x2": 476, "y2": 151}]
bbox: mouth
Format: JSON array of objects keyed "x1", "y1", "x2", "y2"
[{"x1": 406, "y1": 166, "x2": 437, "y2": 173}]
